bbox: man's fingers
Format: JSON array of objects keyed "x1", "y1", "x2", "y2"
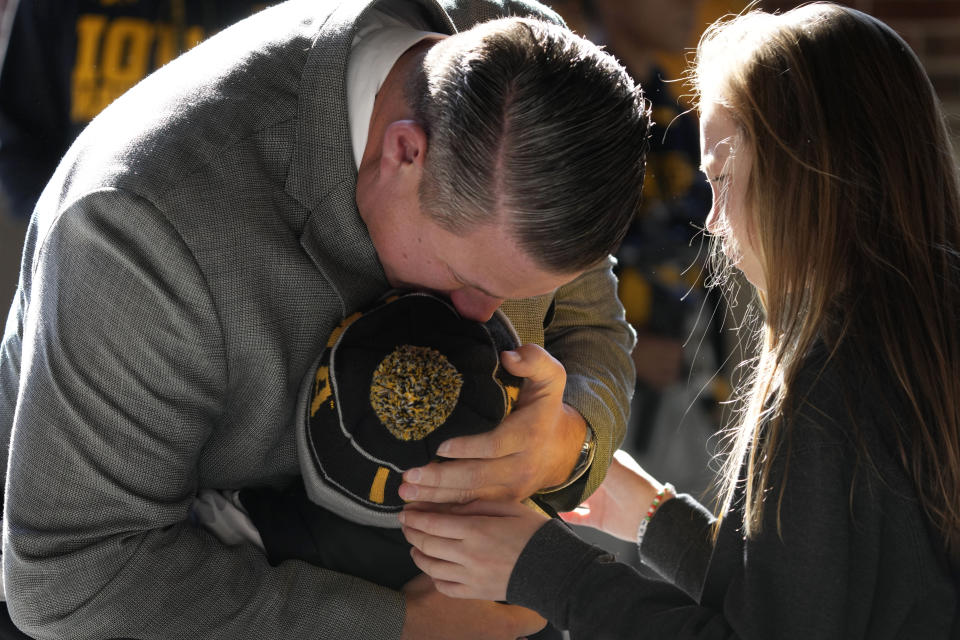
[
  {"x1": 399, "y1": 479, "x2": 472, "y2": 503},
  {"x1": 401, "y1": 460, "x2": 489, "y2": 497},
  {"x1": 399, "y1": 480, "x2": 514, "y2": 504},
  {"x1": 499, "y1": 344, "x2": 566, "y2": 392},
  {"x1": 401, "y1": 455, "x2": 528, "y2": 502},
  {"x1": 435, "y1": 424, "x2": 524, "y2": 460},
  {"x1": 397, "y1": 344, "x2": 575, "y2": 505},
  {"x1": 449, "y1": 499, "x2": 533, "y2": 518}
]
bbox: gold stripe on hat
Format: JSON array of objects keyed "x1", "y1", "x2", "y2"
[
  {"x1": 369, "y1": 466, "x2": 391, "y2": 504},
  {"x1": 310, "y1": 366, "x2": 332, "y2": 417}
]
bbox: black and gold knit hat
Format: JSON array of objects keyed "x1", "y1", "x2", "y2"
[{"x1": 296, "y1": 292, "x2": 522, "y2": 528}]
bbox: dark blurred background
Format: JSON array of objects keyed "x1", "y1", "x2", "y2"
[{"x1": 2, "y1": 0, "x2": 959, "y2": 335}]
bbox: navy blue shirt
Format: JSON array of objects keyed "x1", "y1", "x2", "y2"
[{"x1": 0, "y1": 0, "x2": 270, "y2": 219}]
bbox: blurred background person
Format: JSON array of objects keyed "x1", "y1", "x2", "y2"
[
  {"x1": 552, "y1": 0, "x2": 730, "y2": 506},
  {"x1": 0, "y1": 1, "x2": 275, "y2": 329},
  {"x1": 0, "y1": 0, "x2": 273, "y2": 223}
]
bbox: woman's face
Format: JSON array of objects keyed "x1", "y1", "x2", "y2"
[{"x1": 699, "y1": 103, "x2": 765, "y2": 291}]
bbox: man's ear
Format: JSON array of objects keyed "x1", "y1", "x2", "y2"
[{"x1": 380, "y1": 120, "x2": 428, "y2": 177}]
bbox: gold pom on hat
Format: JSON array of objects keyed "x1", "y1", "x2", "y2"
[
  {"x1": 370, "y1": 344, "x2": 464, "y2": 441},
  {"x1": 301, "y1": 292, "x2": 522, "y2": 525}
]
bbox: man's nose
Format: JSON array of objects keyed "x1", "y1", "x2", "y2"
[{"x1": 449, "y1": 288, "x2": 504, "y2": 322}]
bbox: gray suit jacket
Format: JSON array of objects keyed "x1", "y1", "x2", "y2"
[{"x1": 0, "y1": 0, "x2": 635, "y2": 637}]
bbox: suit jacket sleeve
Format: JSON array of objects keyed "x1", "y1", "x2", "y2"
[
  {"x1": 3, "y1": 190, "x2": 405, "y2": 639},
  {"x1": 542, "y1": 258, "x2": 635, "y2": 511},
  {"x1": 501, "y1": 258, "x2": 636, "y2": 512}
]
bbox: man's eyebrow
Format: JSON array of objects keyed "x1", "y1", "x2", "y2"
[{"x1": 450, "y1": 268, "x2": 506, "y2": 300}]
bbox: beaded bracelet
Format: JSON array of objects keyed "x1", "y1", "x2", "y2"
[{"x1": 636, "y1": 483, "x2": 675, "y2": 548}]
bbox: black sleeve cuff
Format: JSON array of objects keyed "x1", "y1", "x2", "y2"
[
  {"x1": 639, "y1": 493, "x2": 716, "y2": 601},
  {"x1": 506, "y1": 519, "x2": 609, "y2": 628}
]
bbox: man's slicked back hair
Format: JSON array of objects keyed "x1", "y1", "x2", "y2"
[{"x1": 409, "y1": 17, "x2": 650, "y2": 273}]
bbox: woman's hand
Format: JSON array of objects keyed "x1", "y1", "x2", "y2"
[
  {"x1": 400, "y1": 500, "x2": 549, "y2": 602},
  {"x1": 559, "y1": 449, "x2": 668, "y2": 542}
]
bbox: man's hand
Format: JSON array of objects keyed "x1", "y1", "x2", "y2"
[
  {"x1": 398, "y1": 344, "x2": 586, "y2": 503},
  {"x1": 401, "y1": 572, "x2": 546, "y2": 639}
]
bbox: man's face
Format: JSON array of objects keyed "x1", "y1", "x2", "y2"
[
  {"x1": 355, "y1": 119, "x2": 581, "y2": 322},
  {"x1": 370, "y1": 199, "x2": 581, "y2": 322}
]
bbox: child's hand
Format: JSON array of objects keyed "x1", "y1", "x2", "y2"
[{"x1": 400, "y1": 500, "x2": 549, "y2": 602}]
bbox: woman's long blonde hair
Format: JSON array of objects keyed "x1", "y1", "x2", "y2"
[{"x1": 692, "y1": 3, "x2": 960, "y2": 557}]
